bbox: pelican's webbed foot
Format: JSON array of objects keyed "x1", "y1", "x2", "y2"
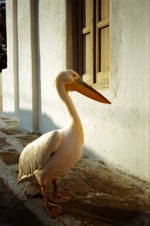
[
  {"x1": 49, "y1": 191, "x2": 73, "y2": 204},
  {"x1": 49, "y1": 178, "x2": 73, "y2": 204},
  {"x1": 40, "y1": 182, "x2": 64, "y2": 218},
  {"x1": 46, "y1": 202, "x2": 64, "y2": 218}
]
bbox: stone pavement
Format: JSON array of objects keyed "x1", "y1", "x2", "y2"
[{"x1": 0, "y1": 114, "x2": 150, "y2": 226}]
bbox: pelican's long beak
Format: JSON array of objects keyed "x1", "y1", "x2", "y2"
[{"x1": 66, "y1": 78, "x2": 111, "y2": 104}]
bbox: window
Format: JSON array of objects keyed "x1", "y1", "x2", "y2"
[{"x1": 67, "y1": 0, "x2": 110, "y2": 90}]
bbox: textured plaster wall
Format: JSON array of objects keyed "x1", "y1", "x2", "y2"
[
  {"x1": 37, "y1": 0, "x2": 150, "y2": 180},
  {"x1": 37, "y1": 0, "x2": 67, "y2": 132},
  {"x1": 107, "y1": 0, "x2": 150, "y2": 180},
  {"x1": 17, "y1": 0, "x2": 34, "y2": 131},
  {"x1": 3, "y1": 0, "x2": 150, "y2": 181},
  {"x1": 78, "y1": 0, "x2": 150, "y2": 180}
]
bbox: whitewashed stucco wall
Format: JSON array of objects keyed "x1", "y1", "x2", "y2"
[
  {"x1": 37, "y1": 0, "x2": 67, "y2": 132},
  {"x1": 37, "y1": 0, "x2": 150, "y2": 181},
  {"x1": 17, "y1": 0, "x2": 34, "y2": 130},
  {"x1": 2, "y1": 0, "x2": 150, "y2": 181},
  {"x1": 108, "y1": 0, "x2": 150, "y2": 180},
  {"x1": 37, "y1": 0, "x2": 150, "y2": 179}
]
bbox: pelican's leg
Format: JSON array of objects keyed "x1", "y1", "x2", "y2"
[
  {"x1": 49, "y1": 178, "x2": 73, "y2": 204},
  {"x1": 41, "y1": 182, "x2": 64, "y2": 218}
]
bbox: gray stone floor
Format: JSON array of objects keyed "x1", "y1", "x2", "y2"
[{"x1": 0, "y1": 114, "x2": 150, "y2": 226}]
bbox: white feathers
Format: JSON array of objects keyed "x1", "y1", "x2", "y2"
[
  {"x1": 18, "y1": 131, "x2": 61, "y2": 179},
  {"x1": 18, "y1": 70, "x2": 84, "y2": 184}
]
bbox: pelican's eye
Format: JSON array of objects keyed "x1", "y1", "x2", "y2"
[
  {"x1": 72, "y1": 72, "x2": 79, "y2": 80},
  {"x1": 73, "y1": 74, "x2": 77, "y2": 79}
]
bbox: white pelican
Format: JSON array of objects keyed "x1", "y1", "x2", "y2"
[{"x1": 18, "y1": 69, "x2": 111, "y2": 217}]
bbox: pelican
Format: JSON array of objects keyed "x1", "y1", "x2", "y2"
[{"x1": 18, "y1": 69, "x2": 111, "y2": 218}]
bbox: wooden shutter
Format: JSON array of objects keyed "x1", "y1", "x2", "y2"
[
  {"x1": 96, "y1": 0, "x2": 110, "y2": 88},
  {"x1": 82, "y1": 0, "x2": 94, "y2": 83}
]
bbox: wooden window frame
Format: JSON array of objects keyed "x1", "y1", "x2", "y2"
[{"x1": 67, "y1": 0, "x2": 110, "y2": 90}]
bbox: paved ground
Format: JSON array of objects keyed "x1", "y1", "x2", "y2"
[{"x1": 0, "y1": 114, "x2": 150, "y2": 226}]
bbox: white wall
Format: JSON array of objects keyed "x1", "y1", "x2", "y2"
[
  {"x1": 37, "y1": 0, "x2": 67, "y2": 132},
  {"x1": 17, "y1": 0, "x2": 33, "y2": 130},
  {"x1": 37, "y1": 0, "x2": 150, "y2": 181},
  {"x1": 80, "y1": 0, "x2": 149, "y2": 180},
  {"x1": 3, "y1": 0, "x2": 150, "y2": 181},
  {"x1": 17, "y1": 0, "x2": 38, "y2": 131},
  {"x1": 108, "y1": 0, "x2": 150, "y2": 180}
]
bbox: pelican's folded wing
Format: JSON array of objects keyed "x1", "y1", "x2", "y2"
[{"x1": 18, "y1": 131, "x2": 61, "y2": 179}]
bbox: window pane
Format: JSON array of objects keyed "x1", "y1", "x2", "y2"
[{"x1": 100, "y1": 26, "x2": 109, "y2": 72}]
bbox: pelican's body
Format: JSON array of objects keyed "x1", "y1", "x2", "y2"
[
  {"x1": 18, "y1": 70, "x2": 110, "y2": 217},
  {"x1": 19, "y1": 125, "x2": 83, "y2": 183}
]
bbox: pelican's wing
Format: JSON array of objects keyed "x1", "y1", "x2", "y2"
[{"x1": 18, "y1": 131, "x2": 61, "y2": 179}]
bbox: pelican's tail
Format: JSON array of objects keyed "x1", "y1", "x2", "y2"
[
  {"x1": 18, "y1": 174, "x2": 35, "y2": 184},
  {"x1": 18, "y1": 161, "x2": 23, "y2": 181},
  {"x1": 18, "y1": 161, "x2": 34, "y2": 184}
]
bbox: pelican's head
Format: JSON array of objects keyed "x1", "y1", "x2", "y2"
[{"x1": 56, "y1": 69, "x2": 111, "y2": 104}]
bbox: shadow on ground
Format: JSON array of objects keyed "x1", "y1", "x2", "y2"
[{"x1": 0, "y1": 178, "x2": 45, "y2": 226}]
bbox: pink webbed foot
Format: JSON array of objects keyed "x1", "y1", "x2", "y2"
[
  {"x1": 46, "y1": 202, "x2": 64, "y2": 218},
  {"x1": 50, "y1": 178, "x2": 74, "y2": 204},
  {"x1": 49, "y1": 191, "x2": 73, "y2": 204},
  {"x1": 40, "y1": 182, "x2": 64, "y2": 218}
]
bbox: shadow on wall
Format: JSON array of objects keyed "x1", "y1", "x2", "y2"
[
  {"x1": 1, "y1": 111, "x2": 15, "y2": 118},
  {"x1": 38, "y1": 112, "x2": 108, "y2": 164},
  {"x1": 18, "y1": 109, "x2": 60, "y2": 133},
  {"x1": 2, "y1": 106, "x2": 106, "y2": 165},
  {"x1": 37, "y1": 111, "x2": 60, "y2": 133},
  {"x1": 18, "y1": 108, "x2": 106, "y2": 164}
]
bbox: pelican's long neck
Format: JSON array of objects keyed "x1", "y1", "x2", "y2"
[{"x1": 56, "y1": 81, "x2": 82, "y2": 126}]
